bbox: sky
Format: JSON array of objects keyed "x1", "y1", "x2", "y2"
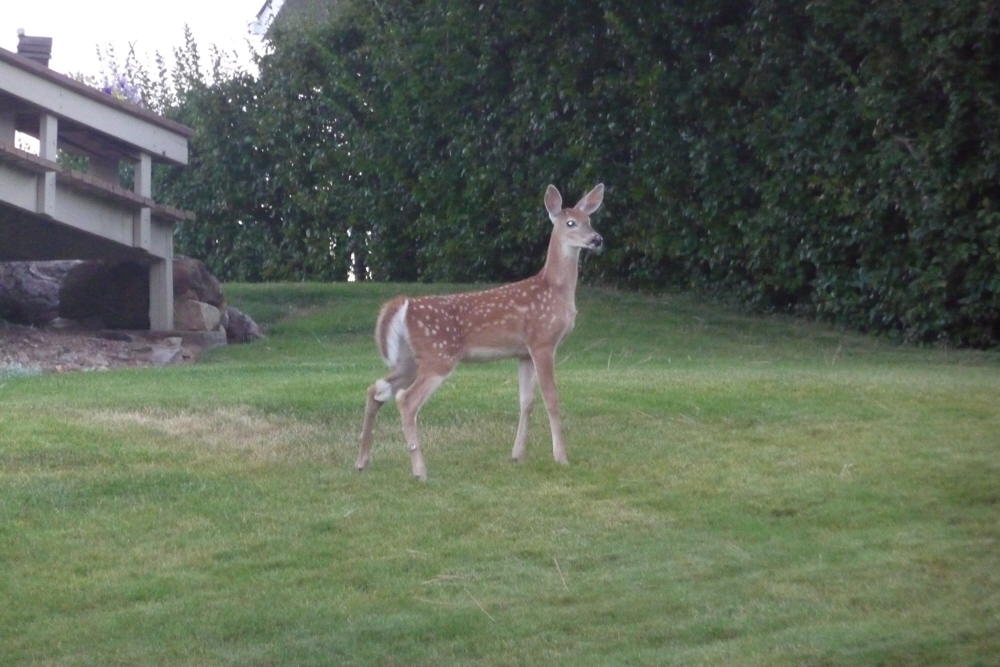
[{"x1": 3, "y1": 0, "x2": 267, "y2": 81}]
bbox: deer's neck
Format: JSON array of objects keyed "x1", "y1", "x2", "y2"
[{"x1": 539, "y1": 235, "x2": 581, "y2": 300}]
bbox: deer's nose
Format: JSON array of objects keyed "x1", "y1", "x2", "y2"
[{"x1": 590, "y1": 233, "x2": 604, "y2": 248}]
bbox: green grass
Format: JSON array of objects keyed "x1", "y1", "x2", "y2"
[{"x1": 1, "y1": 283, "x2": 997, "y2": 666}]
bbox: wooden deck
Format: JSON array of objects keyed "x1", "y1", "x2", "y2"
[{"x1": 0, "y1": 46, "x2": 194, "y2": 330}]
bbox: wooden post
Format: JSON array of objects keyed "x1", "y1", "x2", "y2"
[
  {"x1": 138, "y1": 151, "x2": 172, "y2": 330},
  {"x1": 0, "y1": 110, "x2": 15, "y2": 145},
  {"x1": 134, "y1": 152, "x2": 152, "y2": 197},
  {"x1": 36, "y1": 113, "x2": 57, "y2": 216},
  {"x1": 133, "y1": 152, "x2": 152, "y2": 250},
  {"x1": 149, "y1": 250, "x2": 174, "y2": 331}
]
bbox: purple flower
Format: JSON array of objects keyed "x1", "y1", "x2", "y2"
[{"x1": 101, "y1": 76, "x2": 143, "y2": 107}]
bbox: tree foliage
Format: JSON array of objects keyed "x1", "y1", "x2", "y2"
[{"x1": 156, "y1": 1, "x2": 999, "y2": 346}]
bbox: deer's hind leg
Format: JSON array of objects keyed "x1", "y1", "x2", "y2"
[
  {"x1": 356, "y1": 362, "x2": 416, "y2": 472},
  {"x1": 396, "y1": 361, "x2": 454, "y2": 481}
]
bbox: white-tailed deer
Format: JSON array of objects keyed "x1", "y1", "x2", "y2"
[{"x1": 357, "y1": 183, "x2": 605, "y2": 480}]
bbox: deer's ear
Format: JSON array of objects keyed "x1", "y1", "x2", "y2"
[
  {"x1": 544, "y1": 185, "x2": 563, "y2": 221},
  {"x1": 575, "y1": 183, "x2": 604, "y2": 215}
]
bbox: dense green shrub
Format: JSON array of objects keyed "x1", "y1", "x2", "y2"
[{"x1": 157, "y1": 1, "x2": 998, "y2": 346}]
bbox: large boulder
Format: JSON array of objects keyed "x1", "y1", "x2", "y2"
[
  {"x1": 173, "y1": 255, "x2": 224, "y2": 308},
  {"x1": 225, "y1": 306, "x2": 265, "y2": 343},
  {"x1": 0, "y1": 261, "x2": 80, "y2": 325},
  {"x1": 174, "y1": 299, "x2": 223, "y2": 331},
  {"x1": 59, "y1": 261, "x2": 149, "y2": 329}
]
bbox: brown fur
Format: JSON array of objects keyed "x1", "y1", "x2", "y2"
[{"x1": 357, "y1": 184, "x2": 605, "y2": 479}]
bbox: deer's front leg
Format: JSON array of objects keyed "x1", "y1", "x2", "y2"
[
  {"x1": 512, "y1": 357, "x2": 536, "y2": 463},
  {"x1": 530, "y1": 346, "x2": 568, "y2": 464}
]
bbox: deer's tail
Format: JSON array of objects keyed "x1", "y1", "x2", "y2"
[{"x1": 375, "y1": 296, "x2": 411, "y2": 369}]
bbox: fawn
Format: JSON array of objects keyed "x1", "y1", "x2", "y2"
[{"x1": 357, "y1": 183, "x2": 605, "y2": 479}]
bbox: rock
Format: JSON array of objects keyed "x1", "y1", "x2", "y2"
[
  {"x1": 174, "y1": 299, "x2": 222, "y2": 331},
  {"x1": 175, "y1": 329, "x2": 228, "y2": 350},
  {"x1": 2, "y1": 256, "x2": 225, "y2": 330},
  {"x1": 2, "y1": 257, "x2": 261, "y2": 346},
  {"x1": 0, "y1": 261, "x2": 81, "y2": 325},
  {"x1": 225, "y1": 306, "x2": 265, "y2": 343},
  {"x1": 173, "y1": 256, "x2": 224, "y2": 308},
  {"x1": 59, "y1": 261, "x2": 149, "y2": 329},
  {"x1": 150, "y1": 345, "x2": 184, "y2": 366}
]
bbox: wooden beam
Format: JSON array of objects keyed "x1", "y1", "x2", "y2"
[
  {"x1": 0, "y1": 56, "x2": 189, "y2": 165},
  {"x1": 0, "y1": 143, "x2": 194, "y2": 221}
]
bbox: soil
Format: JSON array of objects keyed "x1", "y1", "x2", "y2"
[{"x1": 0, "y1": 320, "x2": 206, "y2": 374}]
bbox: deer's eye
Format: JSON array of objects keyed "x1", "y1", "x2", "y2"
[{"x1": 566, "y1": 219, "x2": 577, "y2": 228}]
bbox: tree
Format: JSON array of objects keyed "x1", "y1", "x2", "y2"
[{"x1": 145, "y1": 1, "x2": 998, "y2": 346}]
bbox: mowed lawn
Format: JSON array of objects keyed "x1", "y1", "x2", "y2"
[{"x1": 1, "y1": 282, "x2": 997, "y2": 666}]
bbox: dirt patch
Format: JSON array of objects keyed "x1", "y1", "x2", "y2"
[
  {"x1": 0, "y1": 320, "x2": 213, "y2": 375},
  {"x1": 80, "y1": 406, "x2": 334, "y2": 463}
]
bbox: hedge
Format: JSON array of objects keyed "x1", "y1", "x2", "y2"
[{"x1": 158, "y1": 0, "x2": 999, "y2": 346}]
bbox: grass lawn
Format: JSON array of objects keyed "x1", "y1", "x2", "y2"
[{"x1": 1, "y1": 282, "x2": 997, "y2": 665}]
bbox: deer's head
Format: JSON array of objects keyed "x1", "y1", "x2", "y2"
[{"x1": 544, "y1": 183, "x2": 605, "y2": 252}]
